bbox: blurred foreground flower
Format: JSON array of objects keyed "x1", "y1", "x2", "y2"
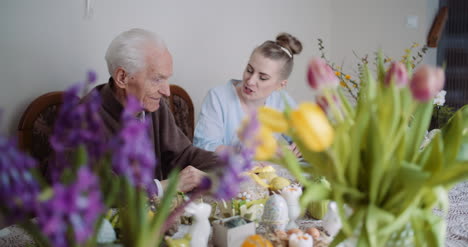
[
  {"x1": 290, "y1": 103, "x2": 334, "y2": 152},
  {"x1": 385, "y1": 62, "x2": 408, "y2": 87},
  {"x1": 236, "y1": 54, "x2": 468, "y2": 247},
  {"x1": 410, "y1": 65, "x2": 445, "y2": 102},
  {"x1": 0, "y1": 136, "x2": 39, "y2": 223},
  {"x1": 307, "y1": 58, "x2": 339, "y2": 90},
  {"x1": 36, "y1": 167, "x2": 104, "y2": 247},
  {"x1": 110, "y1": 96, "x2": 156, "y2": 196}
]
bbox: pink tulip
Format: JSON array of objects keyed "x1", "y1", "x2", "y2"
[
  {"x1": 385, "y1": 62, "x2": 408, "y2": 87},
  {"x1": 410, "y1": 65, "x2": 445, "y2": 102},
  {"x1": 316, "y1": 94, "x2": 340, "y2": 112},
  {"x1": 307, "y1": 58, "x2": 339, "y2": 90}
]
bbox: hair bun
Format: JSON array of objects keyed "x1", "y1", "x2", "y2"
[{"x1": 276, "y1": 33, "x2": 303, "y2": 55}]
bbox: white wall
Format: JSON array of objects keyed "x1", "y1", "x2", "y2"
[
  {"x1": 0, "y1": 0, "x2": 331, "y2": 134},
  {"x1": 329, "y1": 0, "x2": 439, "y2": 76},
  {"x1": 0, "y1": 0, "x2": 438, "y2": 135}
]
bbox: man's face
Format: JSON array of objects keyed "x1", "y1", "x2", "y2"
[{"x1": 126, "y1": 45, "x2": 173, "y2": 112}]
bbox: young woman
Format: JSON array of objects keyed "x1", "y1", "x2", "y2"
[{"x1": 194, "y1": 33, "x2": 302, "y2": 154}]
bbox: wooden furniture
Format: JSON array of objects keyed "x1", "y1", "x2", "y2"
[
  {"x1": 427, "y1": 7, "x2": 448, "y2": 48},
  {"x1": 17, "y1": 91, "x2": 64, "y2": 175},
  {"x1": 166, "y1": 84, "x2": 195, "y2": 142}
]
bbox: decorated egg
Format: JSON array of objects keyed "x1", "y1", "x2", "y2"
[
  {"x1": 261, "y1": 194, "x2": 289, "y2": 231},
  {"x1": 242, "y1": 234, "x2": 273, "y2": 247}
]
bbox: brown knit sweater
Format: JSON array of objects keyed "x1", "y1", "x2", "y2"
[{"x1": 89, "y1": 81, "x2": 220, "y2": 180}]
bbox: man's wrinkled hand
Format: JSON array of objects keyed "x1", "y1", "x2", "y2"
[{"x1": 177, "y1": 165, "x2": 206, "y2": 193}]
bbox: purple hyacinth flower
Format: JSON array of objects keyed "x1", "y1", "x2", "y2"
[
  {"x1": 49, "y1": 72, "x2": 106, "y2": 181},
  {"x1": 36, "y1": 167, "x2": 104, "y2": 247},
  {"x1": 0, "y1": 136, "x2": 40, "y2": 224},
  {"x1": 208, "y1": 111, "x2": 262, "y2": 200},
  {"x1": 211, "y1": 143, "x2": 257, "y2": 200},
  {"x1": 238, "y1": 111, "x2": 260, "y2": 144},
  {"x1": 87, "y1": 70, "x2": 97, "y2": 84},
  {"x1": 109, "y1": 96, "x2": 157, "y2": 196}
]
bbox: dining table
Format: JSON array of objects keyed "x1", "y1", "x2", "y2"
[{"x1": 1, "y1": 165, "x2": 467, "y2": 247}]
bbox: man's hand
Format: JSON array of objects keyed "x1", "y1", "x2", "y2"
[{"x1": 161, "y1": 166, "x2": 207, "y2": 193}]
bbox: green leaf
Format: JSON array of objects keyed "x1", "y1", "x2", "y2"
[
  {"x1": 150, "y1": 169, "x2": 179, "y2": 246},
  {"x1": 366, "y1": 114, "x2": 386, "y2": 203},
  {"x1": 411, "y1": 209, "x2": 446, "y2": 247},
  {"x1": 329, "y1": 208, "x2": 366, "y2": 247},
  {"x1": 338, "y1": 89, "x2": 355, "y2": 119},
  {"x1": 427, "y1": 162, "x2": 468, "y2": 187},
  {"x1": 405, "y1": 102, "x2": 433, "y2": 163},
  {"x1": 276, "y1": 145, "x2": 310, "y2": 185},
  {"x1": 347, "y1": 100, "x2": 370, "y2": 187},
  {"x1": 377, "y1": 162, "x2": 399, "y2": 204},
  {"x1": 38, "y1": 187, "x2": 54, "y2": 202},
  {"x1": 365, "y1": 205, "x2": 395, "y2": 246},
  {"x1": 74, "y1": 144, "x2": 88, "y2": 167},
  {"x1": 420, "y1": 131, "x2": 444, "y2": 173},
  {"x1": 380, "y1": 195, "x2": 419, "y2": 235},
  {"x1": 361, "y1": 65, "x2": 377, "y2": 103},
  {"x1": 441, "y1": 105, "x2": 468, "y2": 165},
  {"x1": 383, "y1": 163, "x2": 429, "y2": 211},
  {"x1": 376, "y1": 51, "x2": 386, "y2": 83},
  {"x1": 333, "y1": 124, "x2": 351, "y2": 175}
]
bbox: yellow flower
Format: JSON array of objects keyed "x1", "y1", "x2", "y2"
[
  {"x1": 289, "y1": 103, "x2": 334, "y2": 152},
  {"x1": 258, "y1": 107, "x2": 288, "y2": 133},
  {"x1": 345, "y1": 74, "x2": 351, "y2": 80},
  {"x1": 412, "y1": 43, "x2": 420, "y2": 48},
  {"x1": 255, "y1": 126, "x2": 277, "y2": 160},
  {"x1": 340, "y1": 81, "x2": 347, "y2": 87},
  {"x1": 353, "y1": 84, "x2": 358, "y2": 88},
  {"x1": 404, "y1": 49, "x2": 411, "y2": 54},
  {"x1": 335, "y1": 71, "x2": 341, "y2": 76}
]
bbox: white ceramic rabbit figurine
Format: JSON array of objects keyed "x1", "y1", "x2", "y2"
[
  {"x1": 185, "y1": 202, "x2": 212, "y2": 247},
  {"x1": 322, "y1": 201, "x2": 342, "y2": 237}
]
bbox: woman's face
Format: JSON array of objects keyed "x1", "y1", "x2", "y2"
[{"x1": 240, "y1": 52, "x2": 287, "y2": 103}]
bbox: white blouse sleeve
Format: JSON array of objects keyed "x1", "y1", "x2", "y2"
[{"x1": 193, "y1": 89, "x2": 225, "y2": 151}]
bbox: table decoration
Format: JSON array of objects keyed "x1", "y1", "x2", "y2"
[
  {"x1": 233, "y1": 52, "x2": 468, "y2": 247},
  {"x1": 0, "y1": 71, "x2": 236, "y2": 247},
  {"x1": 213, "y1": 216, "x2": 256, "y2": 247}
]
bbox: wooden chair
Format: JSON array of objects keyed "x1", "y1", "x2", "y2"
[
  {"x1": 166, "y1": 84, "x2": 195, "y2": 142},
  {"x1": 17, "y1": 91, "x2": 64, "y2": 174}
]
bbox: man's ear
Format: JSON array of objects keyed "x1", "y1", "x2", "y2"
[{"x1": 113, "y1": 67, "x2": 128, "y2": 89}]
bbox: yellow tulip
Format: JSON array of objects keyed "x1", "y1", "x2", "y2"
[
  {"x1": 254, "y1": 126, "x2": 277, "y2": 160},
  {"x1": 258, "y1": 107, "x2": 288, "y2": 133},
  {"x1": 289, "y1": 103, "x2": 334, "y2": 152}
]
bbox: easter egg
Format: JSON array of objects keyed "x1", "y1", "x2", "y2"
[
  {"x1": 242, "y1": 234, "x2": 273, "y2": 247},
  {"x1": 262, "y1": 194, "x2": 289, "y2": 231}
]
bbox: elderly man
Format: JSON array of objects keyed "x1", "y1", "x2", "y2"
[{"x1": 89, "y1": 28, "x2": 219, "y2": 194}]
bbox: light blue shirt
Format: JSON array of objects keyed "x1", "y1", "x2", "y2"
[{"x1": 194, "y1": 79, "x2": 297, "y2": 151}]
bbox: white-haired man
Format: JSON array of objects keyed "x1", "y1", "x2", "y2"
[{"x1": 88, "y1": 28, "x2": 220, "y2": 195}]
